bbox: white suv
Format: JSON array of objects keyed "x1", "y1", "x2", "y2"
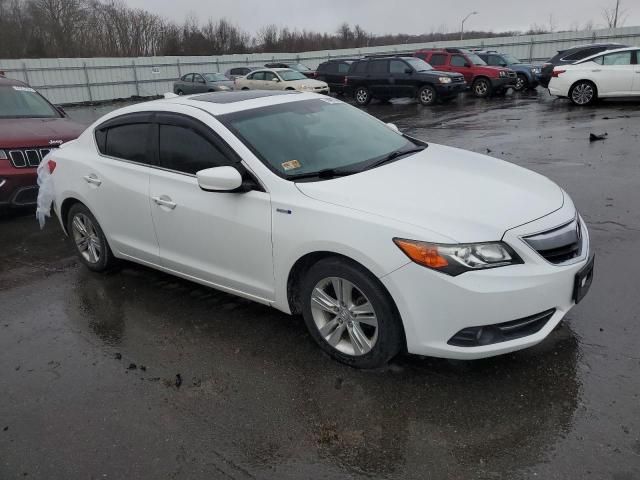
[{"x1": 43, "y1": 90, "x2": 594, "y2": 368}]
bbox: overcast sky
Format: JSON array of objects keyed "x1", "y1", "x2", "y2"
[{"x1": 125, "y1": 0, "x2": 638, "y2": 35}]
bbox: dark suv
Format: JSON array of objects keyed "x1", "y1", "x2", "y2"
[
  {"x1": 538, "y1": 43, "x2": 627, "y2": 87},
  {"x1": 414, "y1": 48, "x2": 516, "y2": 97},
  {"x1": 344, "y1": 55, "x2": 466, "y2": 106},
  {"x1": 0, "y1": 76, "x2": 83, "y2": 210},
  {"x1": 316, "y1": 59, "x2": 357, "y2": 94},
  {"x1": 473, "y1": 50, "x2": 542, "y2": 91}
]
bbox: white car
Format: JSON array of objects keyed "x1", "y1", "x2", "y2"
[
  {"x1": 43, "y1": 90, "x2": 594, "y2": 368},
  {"x1": 234, "y1": 68, "x2": 329, "y2": 94},
  {"x1": 548, "y1": 46, "x2": 640, "y2": 105}
]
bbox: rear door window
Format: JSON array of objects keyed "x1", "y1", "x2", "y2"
[
  {"x1": 103, "y1": 123, "x2": 152, "y2": 164},
  {"x1": 352, "y1": 61, "x2": 368, "y2": 74},
  {"x1": 429, "y1": 54, "x2": 447, "y2": 66},
  {"x1": 450, "y1": 55, "x2": 467, "y2": 67},
  {"x1": 251, "y1": 71, "x2": 266, "y2": 81},
  {"x1": 369, "y1": 60, "x2": 389, "y2": 74},
  {"x1": 337, "y1": 63, "x2": 350, "y2": 74}
]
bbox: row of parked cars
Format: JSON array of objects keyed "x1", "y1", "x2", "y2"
[{"x1": 174, "y1": 42, "x2": 637, "y2": 106}]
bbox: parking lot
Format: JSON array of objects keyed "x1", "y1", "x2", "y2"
[{"x1": 1, "y1": 90, "x2": 639, "y2": 479}]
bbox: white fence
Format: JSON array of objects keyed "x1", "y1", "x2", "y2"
[{"x1": 2, "y1": 25, "x2": 640, "y2": 105}]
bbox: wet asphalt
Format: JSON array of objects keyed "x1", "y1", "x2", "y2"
[{"x1": 1, "y1": 90, "x2": 639, "y2": 479}]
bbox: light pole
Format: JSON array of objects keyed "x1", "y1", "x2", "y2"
[{"x1": 460, "y1": 11, "x2": 478, "y2": 41}]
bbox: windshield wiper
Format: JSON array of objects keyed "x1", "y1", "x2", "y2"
[
  {"x1": 364, "y1": 146, "x2": 426, "y2": 171},
  {"x1": 287, "y1": 168, "x2": 356, "y2": 181}
]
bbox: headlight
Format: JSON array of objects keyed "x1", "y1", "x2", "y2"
[
  {"x1": 438, "y1": 76, "x2": 452, "y2": 84},
  {"x1": 0, "y1": 150, "x2": 7, "y2": 160},
  {"x1": 531, "y1": 67, "x2": 541, "y2": 74},
  {"x1": 299, "y1": 84, "x2": 312, "y2": 90},
  {"x1": 218, "y1": 85, "x2": 230, "y2": 91},
  {"x1": 393, "y1": 238, "x2": 523, "y2": 276},
  {"x1": 499, "y1": 71, "x2": 507, "y2": 78}
]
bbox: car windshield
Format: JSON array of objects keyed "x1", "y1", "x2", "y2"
[
  {"x1": 204, "y1": 73, "x2": 229, "y2": 82},
  {"x1": 405, "y1": 58, "x2": 433, "y2": 71},
  {"x1": 219, "y1": 99, "x2": 419, "y2": 180},
  {"x1": 466, "y1": 53, "x2": 487, "y2": 65},
  {"x1": 280, "y1": 70, "x2": 307, "y2": 81},
  {"x1": 0, "y1": 85, "x2": 60, "y2": 118},
  {"x1": 290, "y1": 63, "x2": 311, "y2": 71},
  {"x1": 501, "y1": 54, "x2": 522, "y2": 64}
]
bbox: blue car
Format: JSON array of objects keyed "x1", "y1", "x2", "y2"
[{"x1": 474, "y1": 50, "x2": 542, "y2": 91}]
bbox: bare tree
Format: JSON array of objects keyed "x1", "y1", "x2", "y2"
[{"x1": 602, "y1": 0, "x2": 626, "y2": 28}]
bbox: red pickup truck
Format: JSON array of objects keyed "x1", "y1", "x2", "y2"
[
  {"x1": 0, "y1": 75, "x2": 84, "y2": 210},
  {"x1": 414, "y1": 48, "x2": 517, "y2": 97}
]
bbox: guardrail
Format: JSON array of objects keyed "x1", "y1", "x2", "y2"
[{"x1": 2, "y1": 25, "x2": 639, "y2": 105}]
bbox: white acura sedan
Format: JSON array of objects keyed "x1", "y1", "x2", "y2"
[
  {"x1": 548, "y1": 46, "x2": 640, "y2": 105},
  {"x1": 44, "y1": 90, "x2": 594, "y2": 368}
]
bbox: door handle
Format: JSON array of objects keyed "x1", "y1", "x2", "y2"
[
  {"x1": 83, "y1": 174, "x2": 102, "y2": 186},
  {"x1": 152, "y1": 195, "x2": 177, "y2": 210},
  {"x1": 591, "y1": 69, "x2": 602, "y2": 72}
]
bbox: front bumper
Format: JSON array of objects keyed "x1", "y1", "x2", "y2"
[
  {"x1": 0, "y1": 164, "x2": 38, "y2": 207},
  {"x1": 435, "y1": 82, "x2": 467, "y2": 96},
  {"x1": 381, "y1": 207, "x2": 592, "y2": 360},
  {"x1": 490, "y1": 77, "x2": 516, "y2": 89}
]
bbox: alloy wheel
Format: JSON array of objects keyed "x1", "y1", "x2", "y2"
[
  {"x1": 310, "y1": 276, "x2": 378, "y2": 356},
  {"x1": 474, "y1": 80, "x2": 489, "y2": 96},
  {"x1": 515, "y1": 76, "x2": 526, "y2": 91},
  {"x1": 572, "y1": 83, "x2": 594, "y2": 105},
  {"x1": 71, "y1": 213, "x2": 102, "y2": 264},
  {"x1": 420, "y1": 88, "x2": 434, "y2": 104},
  {"x1": 355, "y1": 88, "x2": 369, "y2": 104}
]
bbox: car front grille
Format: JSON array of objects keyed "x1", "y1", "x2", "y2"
[
  {"x1": 523, "y1": 217, "x2": 583, "y2": 264},
  {"x1": 8, "y1": 148, "x2": 55, "y2": 168},
  {"x1": 448, "y1": 309, "x2": 556, "y2": 347}
]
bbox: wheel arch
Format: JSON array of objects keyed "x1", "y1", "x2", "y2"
[
  {"x1": 569, "y1": 78, "x2": 599, "y2": 96},
  {"x1": 59, "y1": 196, "x2": 84, "y2": 235}
]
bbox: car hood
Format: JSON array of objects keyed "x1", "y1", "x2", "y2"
[
  {"x1": 424, "y1": 70, "x2": 464, "y2": 79},
  {"x1": 295, "y1": 143, "x2": 564, "y2": 242},
  {"x1": 0, "y1": 117, "x2": 85, "y2": 149}
]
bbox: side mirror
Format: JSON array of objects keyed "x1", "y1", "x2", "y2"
[
  {"x1": 464, "y1": 63, "x2": 471, "y2": 68},
  {"x1": 404, "y1": 68, "x2": 413, "y2": 74},
  {"x1": 272, "y1": 78, "x2": 280, "y2": 82},
  {"x1": 55, "y1": 105, "x2": 66, "y2": 116},
  {"x1": 386, "y1": 123, "x2": 400, "y2": 133},
  {"x1": 197, "y1": 166, "x2": 243, "y2": 192}
]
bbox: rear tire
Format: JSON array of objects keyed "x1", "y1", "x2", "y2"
[
  {"x1": 472, "y1": 77, "x2": 492, "y2": 98},
  {"x1": 300, "y1": 257, "x2": 403, "y2": 368},
  {"x1": 417, "y1": 85, "x2": 437, "y2": 106},
  {"x1": 569, "y1": 80, "x2": 597, "y2": 106},
  {"x1": 354, "y1": 86, "x2": 372, "y2": 106},
  {"x1": 67, "y1": 203, "x2": 117, "y2": 272},
  {"x1": 176, "y1": 90, "x2": 184, "y2": 95}
]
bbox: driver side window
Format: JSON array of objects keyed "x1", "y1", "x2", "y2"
[
  {"x1": 450, "y1": 55, "x2": 467, "y2": 67},
  {"x1": 251, "y1": 72, "x2": 266, "y2": 81},
  {"x1": 264, "y1": 71, "x2": 277, "y2": 81},
  {"x1": 159, "y1": 124, "x2": 231, "y2": 175}
]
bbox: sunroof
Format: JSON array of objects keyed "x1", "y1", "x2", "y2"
[{"x1": 191, "y1": 90, "x2": 299, "y2": 104}]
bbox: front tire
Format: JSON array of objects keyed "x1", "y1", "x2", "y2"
[
  {"x1": 514, "y1": 73, "x2": 528, "y2": 91},
  {"x1": 472, "y1": 77, "x2": 492, "y2": 98},
  {"x1": 354, "y1": 86, "x2": 371, "y2": 106},
  {"x1": 67, "y1": 203, "x2": 117, "y2": 272},
  {"x1": 300, "y1": 257, "x2": 403, "y2": 368},
  {"x1": 569, "y1": 80, "x2": 597, "y2": 106},
  {"x1": 176, "y1": 90, "x2": 184, "y2": 95},
  {"x1": 417, "y1": 85, "x2": 437, "y2": 106}
]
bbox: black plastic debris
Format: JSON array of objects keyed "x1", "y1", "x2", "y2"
[
  {"x1": 175, "y1": 374, "x2": 182, "y2": 388},
  {"x1": 589, "y1": 132, "x2": 608, "y2": 142},
  {"x1": 127, "y1": 363, "x2": 137, "y2": 370},
  {"x1": 114, "y1": 353, "x2": 122, "y2": 360},
  {"x1": 139, "y1": 365, "x2": 147, "y2": 372},
  {"x1": 3, "y1": 426, "x2": 7, "y2": 432}
]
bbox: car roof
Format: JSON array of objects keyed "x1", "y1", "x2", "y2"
[
  {"x1": 576, "y1": 46, "x2": 639, "y2": 62},
  {"x1": 558, "y1": 42, "x2": 626, "y2": 54},
  {"x1": 100, "y1": 90, "x2": 323, "y2": 118}
]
